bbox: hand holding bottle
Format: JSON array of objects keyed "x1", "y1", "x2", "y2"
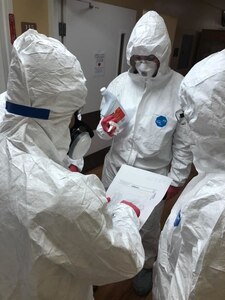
[{"x1": 100, "y1": 87, "x2": 128, "y2": 135}]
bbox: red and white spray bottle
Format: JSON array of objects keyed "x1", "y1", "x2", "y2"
[{"x1": 100, "y1": 87, "x2": 128, "y2": 135}]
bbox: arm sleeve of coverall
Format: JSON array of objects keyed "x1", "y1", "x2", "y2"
[
  {"x1": 168, "y1": 121, "x2": 193, "y2": 187},
  {"x1": 33, "y1": 172, "x2": 144, "y2": 286}
]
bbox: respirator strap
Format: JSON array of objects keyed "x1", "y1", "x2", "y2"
[{"x1": 6, "y1": 101, "x2": 50, "y2": 120}]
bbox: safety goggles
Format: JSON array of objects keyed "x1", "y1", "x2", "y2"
[{"x1": 131, "y1": 54, "x2": 156, "y2": 62}]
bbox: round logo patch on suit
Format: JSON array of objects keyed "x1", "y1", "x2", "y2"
[{"x1": 155, "y1": 115, "x2": 167, "y2": 127}]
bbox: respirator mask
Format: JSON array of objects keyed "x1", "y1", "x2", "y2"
[
  {"x1": 68, "y1": 111, "x2": 94, "y2": 160},
  {"x1": 130, "y1": 54, "x2": 159, "y2": 78},
  {"x1": 135, "y1": 60, "x2": 157, "y2": 77}
]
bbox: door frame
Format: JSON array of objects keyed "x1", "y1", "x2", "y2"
[
  {"x1": 48, "y1": 0, "x2": 61, "y2": 39},
  {"x1": 0, "y1": 0, "x2": 13, "y2": 91}
]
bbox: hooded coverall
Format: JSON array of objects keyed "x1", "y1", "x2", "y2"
[
  {"x1": 153, "y1": 49, "x2": 225, "y2": 299},
  {"x1": 97, "y1": 11, "x2": 192, "y2": 268},
  {"x1": 0, "y1": 29, "x2": 144, "y2": 300}
]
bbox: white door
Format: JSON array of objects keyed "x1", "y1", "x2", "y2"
[
  {"x1": 63, "y1": 0, "x2": 136, "y2": 113},
  {"x1": 54, "y1": 0, "x2": 136, "y2": 155}
]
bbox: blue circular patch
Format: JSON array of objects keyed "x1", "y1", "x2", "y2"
[{"x1": 155, "y1": 115, "x2": 167, "y2": 127}]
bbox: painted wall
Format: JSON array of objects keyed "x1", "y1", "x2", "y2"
[
  {"x1": 12, "y1": 0, "x2": 49, "y2": 36},
  {"x1": 12, "y1": 0, "x2": 225, "y2": 74},
  {"x1": 151, "y1": 0, "x2": 225, "y2": 74},
  {"x1": 12, "y1": 0, "x2": 154, "y2": 37},
  {"x1": 96, "y1": 0, "x2": 154, "y2": 19},
  {"x1": 98, "y1": 0, "x2": 225, "y2": 74}
]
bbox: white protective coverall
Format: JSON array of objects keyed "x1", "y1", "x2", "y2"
[
  {"x1": 0, "y1": 92, "x2": 6, "y2": 122},
  {"x1": 0, "y1": 29, "x2": 144, "y2": 300},
  {"x1": 97, "y1": 11, "x2": 192, "y2": 267},
  {"x1": 153, "y1": 49, "x2": 225, "y2": 299}
]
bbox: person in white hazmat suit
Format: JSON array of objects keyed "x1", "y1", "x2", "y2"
[
  {"x1": 0, "y1": 29, "x2": 145, "y2": 300},
  {"x1": 0, "y1": 92, "x2": 6, "y2": 122},
  {"x1": 153, "y1": 49, "x2": 225, "y2": 300},
  {"x1": 96, "y1": 11, "x2": 192, "y2": 296}
]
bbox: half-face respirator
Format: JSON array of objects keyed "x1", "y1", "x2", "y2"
[
  {"x1": 130, "y1": 54, "x2": 160, "y2": 78},
  {"x1": 68, "y1": 111, "x2": 94, "y2": 160},
  {"x1": 135, "y1": 60, "x2": 157, "y2": 77}
]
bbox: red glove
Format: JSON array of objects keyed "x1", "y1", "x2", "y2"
[
  {"x1": 101, "y1": 114, "x2": 119, "y2": 137},
  {"x1": 69, "y1": 164, "x2": 80, "y2": 172},
  {"x1": 166, "y1": 186, "x2": 181, "y2": 200},
  {"x1": 121, "y1": 200, "x2": 140, "y2": 217}
]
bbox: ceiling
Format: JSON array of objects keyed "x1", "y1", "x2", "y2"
[{"x1": 201, "y1": 0, "x2": 225, "y2": 10}]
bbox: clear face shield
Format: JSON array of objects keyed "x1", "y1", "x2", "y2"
[{"x1": 68, "y1": 111, "x2": 94, "y2": 160}]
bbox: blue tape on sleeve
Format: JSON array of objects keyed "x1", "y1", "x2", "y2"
[{"x1": 6, "y1": 101, "x2": 50, "y2": 120}]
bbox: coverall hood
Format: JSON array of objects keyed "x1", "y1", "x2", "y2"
[
  {"x1": 126, "y1": 11, "x2": 171, "y2": 75},
  {"x1": 5, "y1": 29, "x2": 87, "y2": 162},
  {"x1": 0, "y1": 30, "x2": 145, "y2": 300},
  {"x1": 179, "y1": 49, "x2": 225, "y2": 173}
]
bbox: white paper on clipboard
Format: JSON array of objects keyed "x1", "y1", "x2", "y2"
[{"x1": 107, "y1": 165, "x2": 172, "y2": 228}]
